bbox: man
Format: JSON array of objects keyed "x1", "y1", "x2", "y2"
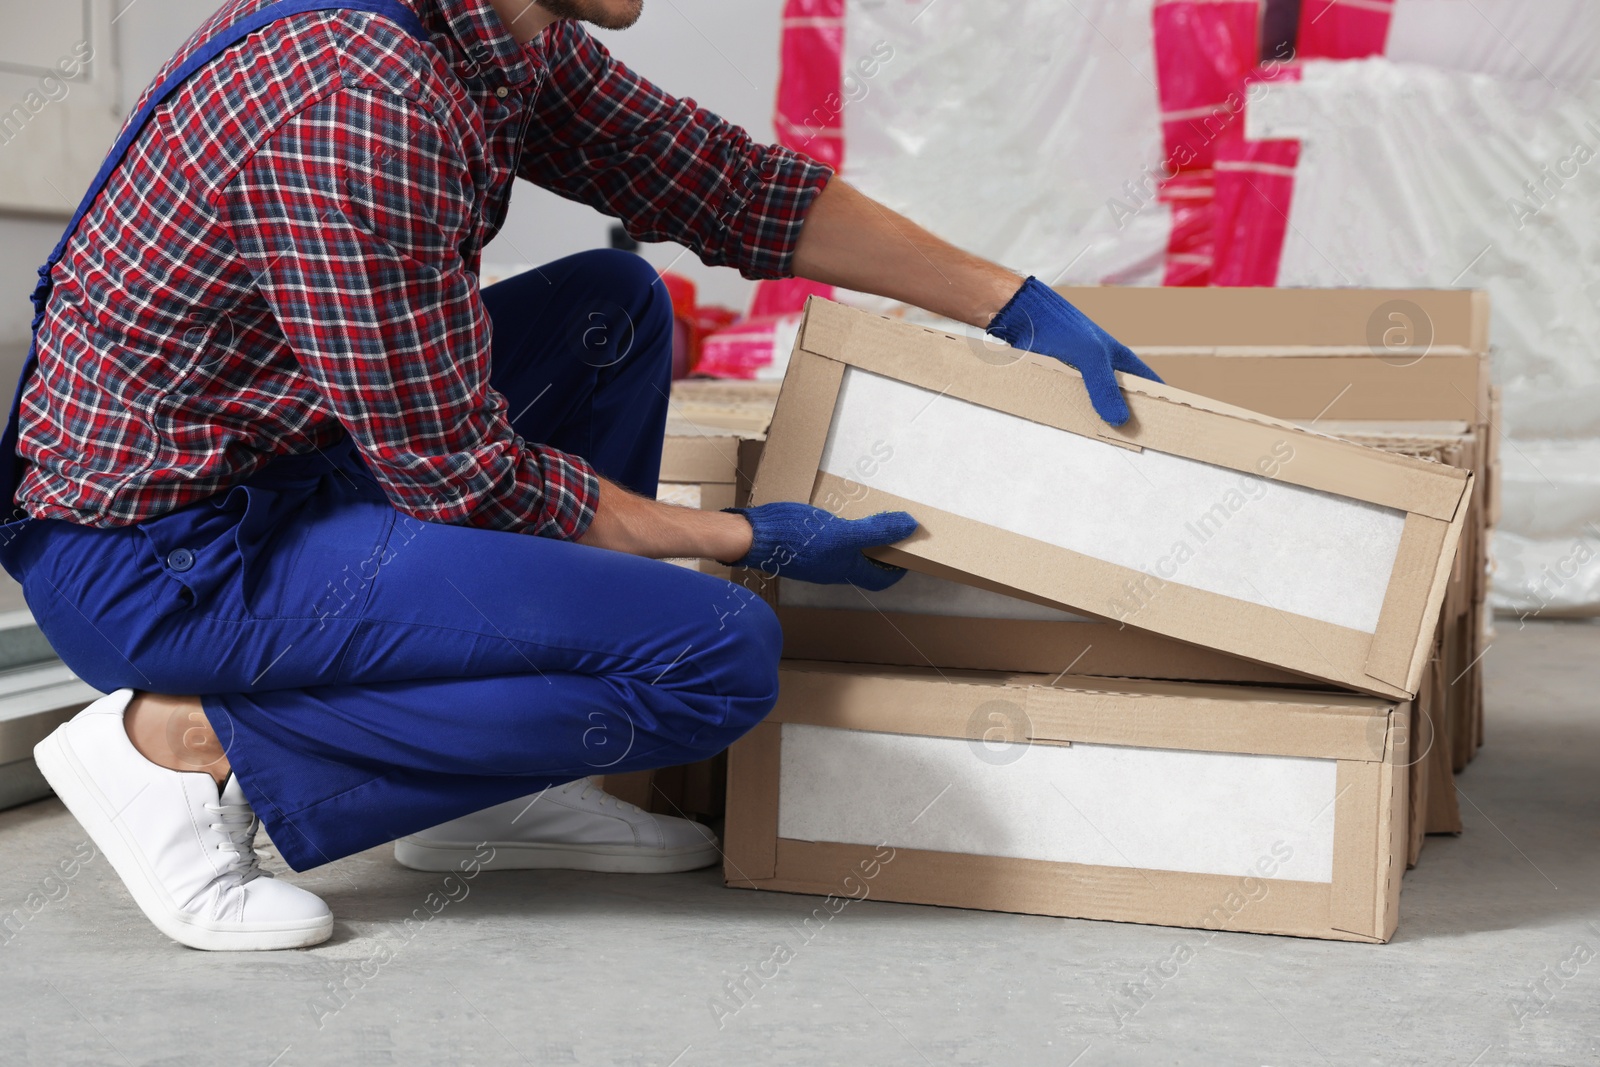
[{"x1": 11, "y1": 0, "x2": 1158, "y2": 950}]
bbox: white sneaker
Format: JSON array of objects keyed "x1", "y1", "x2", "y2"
[
  {"x1": 393, "y1": 778, "x2": 721, "y2": 874},
  {"x1": 33, "y1": 689, "x2": 333, "y2": 951}
]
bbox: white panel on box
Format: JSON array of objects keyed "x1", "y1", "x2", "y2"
[
  {"x1": 819, "y1": 367, "x2": 1406, "y2": 633},
  {"x1": 778, "y1": 724, "x2": 1337, "y2": 882},
  {"x1": 778, "y1": 568, "x2": 1089, "y2": 622}
]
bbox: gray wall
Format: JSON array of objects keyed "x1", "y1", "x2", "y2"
[{"x1": 0, "y1": 0, "x2": 785, "y2": 357}]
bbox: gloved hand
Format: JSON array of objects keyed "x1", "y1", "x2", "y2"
[
  {"x1": 723, "y1": 502, "x2": 919, "y2": 590},
  {"x1": 987, "y1": 276, "x2": 1163, "y2": 426}
]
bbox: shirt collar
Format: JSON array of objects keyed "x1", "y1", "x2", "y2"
[{"x1": 423, "y1": 0, "x2": 537, "y2": 88}]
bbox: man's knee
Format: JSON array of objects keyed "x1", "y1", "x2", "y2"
[
  {"x1": 580, "y1": 247, "x2": 664, "y2": 300},
  {"x1": 543, "y1": 250, "x2": 668, "y2": 375},
  {"x1": 698, "y1": 593, "x2": 782, "y2": 742}
]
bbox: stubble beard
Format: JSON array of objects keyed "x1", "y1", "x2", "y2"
[{"x1": 536, "y1": 0, "x2": 644, "y2": 31}]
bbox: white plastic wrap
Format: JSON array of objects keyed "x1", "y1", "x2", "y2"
[
  {"x1": 1251, "y1": 59, "x2": 1600, "y2": 615},
  {"x1": 1386, "y1": 1, "x2": 1600, "y2": 90},
  {"x1": 841, "y1": 0, "x2": 1168, "y2": 292}
]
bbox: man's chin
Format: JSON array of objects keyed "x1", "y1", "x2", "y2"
[{"x1": 537, "y1": 0, "x2": 644, "y2": 31}]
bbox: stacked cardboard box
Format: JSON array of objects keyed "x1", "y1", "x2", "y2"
[
  {"x1": 718, "y1": 292, "x2": 1490, "y2": 942},
  {"x1": 1056, "y1": 285, "x2": 1497, "y2": 783},
  {"x1": 1053, "y1": 287, "x2": 1498, "y2": 861}
]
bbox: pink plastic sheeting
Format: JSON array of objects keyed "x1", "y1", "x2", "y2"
[
  {"x1": 693, "y1": 315, "x2": 799, "y2": 380},
  {"x1": 745, "y1": 0, "x2": 843, "y2": 327},
  {"x1": 1158, "y1": 170, "x2": 1215, "y2": 287},
  {"x1": 1211, "y1": 63, "x2": 1302, "y2": 287},
  {"x1": 748, "y1": 277, "x2": 833, "y2": 319},
  {"x1": 773, "y1": 0, "x2": 847, "y2": 170},
  {"x1": 1151, "y1": 0, "x2": 1262, "y2": 286},
  {"x1": 1298, "y1": 0, "x2": 1394, "y2": 60},
  {"x1": 1153, "y1": 0, "x2": 1260, "y2": 171}
]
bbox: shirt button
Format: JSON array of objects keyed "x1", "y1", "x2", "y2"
[
  {"x1": 495, "y1": 86, "x2": 508, "y2": 99},
  {"x1": 167, "y1": 548, "x2": 195, "y2": 572}
]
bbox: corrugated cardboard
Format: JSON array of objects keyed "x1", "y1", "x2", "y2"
[
  {"x1": 656, "y1": 384, "x2": 771, "y2": 579},
  {"x1": 1049, "y1": 286, "x2": 1494, "y2": 767},
  {"x1": 725, "y1": 661, "x2": 1406, "y2": 943},
  {"x1": 1054, "y1": 286, "x2": 1490, "y2": 423},
  {"x1": 1110, "y1": 285, "x2": 1496, "y2": 763},
  {"x1": 767, "y1": 572, "x2": 1306, "y2": 685},
  {"x1": 751, "y1": 298, "x2": 1473, "y2": 700}
]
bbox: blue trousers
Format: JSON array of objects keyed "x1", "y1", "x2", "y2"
[{"x1": 0, "y1": 250, "x2": 781, "y2": 871}]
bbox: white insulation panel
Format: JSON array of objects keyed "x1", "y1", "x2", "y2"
[
  {"x1": 778, "y1": 724, "x2": 1338, "y2": 883},
  {"x1": 818, "y1": 368, "x2": 1406, "y2": 633}
]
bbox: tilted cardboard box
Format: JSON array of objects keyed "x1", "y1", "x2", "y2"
[
  {"x1": 751, "y1": 299, "x2": 1473, "y2": 700},
  {"x1": 725, "y1": 662, "x2": 1408, "y2": 943}
]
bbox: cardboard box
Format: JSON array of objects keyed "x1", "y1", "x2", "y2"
[
  {"x1": 725, "y1": 661, "x2": 1408, "y2": 943},
  {"x1": 1051, "y1": 286, "x2": 1496, "y2": 767},
  {"x1": 1053, "y1": 286, "x2": 1491, "y2": 423},
  {"x1": 752, "y1": 299, "x2": 1473, "y2": 699},
  {"x1": 1319, "y1": 423, "x2": 1486, "y2": 775},
  {"x1": 656, "y1": 381, "x2": 774, "y2": 579}
]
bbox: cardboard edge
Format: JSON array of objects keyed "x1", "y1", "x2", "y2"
[
  {"x1": 724, "y1": 720, "x2": 782, "y2": 883},
  {"x1": 816, "y1": 474, "x2": 1407, "y2": 700},
  {"x1": 1377, "y1": 707, "x2": 1407, "y2": 941},
  {"x1": 750, "y1": 348, "x2": 844, "y2": 507},
  {"x1": 1328, "y1": 758, "x2": 1384, "y2": 940},
  {"x1": 770, "y1": 662, "x2": 1396, "y2": 762},
  {"x1": 1365, "y1": 513, "x2": 1450, "y2": 693},
  {"x1": 734, "y1": 839, "x2": 1379, "y2": 941}
]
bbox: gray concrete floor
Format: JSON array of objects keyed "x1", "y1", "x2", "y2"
[{"x1": 1, "y1": 621, "x2": 1596, "y2": 1066}]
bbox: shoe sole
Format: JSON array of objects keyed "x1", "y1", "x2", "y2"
[
  {"x1": 393, "y1": 836, "x2": 721, "y2": 874},
  {"x1": 34, "y1": 727, "x2": 333, "y2": 952}
]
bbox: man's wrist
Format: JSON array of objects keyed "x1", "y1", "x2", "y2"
[
  {"x1": 979, "y1": 271, "x2": 1031, "y2": 329},
  {"x1": 708, "y1": 509, "x2": 755, "y2": 566},
  {"x1": 578, "y1": 477, "x2": 754, "y2": 561}
]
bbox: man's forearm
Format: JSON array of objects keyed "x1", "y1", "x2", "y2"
[
  {"x1": 576, "y1": 477, "x2": 754, "y2": 562},
  {"x1": 790, "y1": 178, "x2": 1023, "y2": 329}
]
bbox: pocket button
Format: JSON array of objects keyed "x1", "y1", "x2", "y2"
[{"x1": 167, "y1": 548, "x2": 195, "y2": 572}]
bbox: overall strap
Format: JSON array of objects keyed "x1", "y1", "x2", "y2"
[{"x1": 3, "y1": 0, "x2": 431, "y2": 518}]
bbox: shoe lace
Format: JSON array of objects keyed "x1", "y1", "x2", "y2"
[
  {"x1": 558, "y1": 778, "x2": 643, "y2": 814},
  {"x1": 204, "y1": 800, "x2": 273, "y2": 890}
]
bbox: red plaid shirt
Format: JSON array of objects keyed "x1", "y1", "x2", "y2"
[{"x1": 19, "y1": 0, "x2": 829, "y2": 538}]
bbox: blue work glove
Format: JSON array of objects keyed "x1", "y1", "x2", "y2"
[
  {"x1": 724, "y1": 502, "x2": 919, "y2": 590},
  {"x1": 987, "y1": 276, "x2": 1163, "y2": 427}
]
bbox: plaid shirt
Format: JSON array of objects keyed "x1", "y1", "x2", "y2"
[{"x1": 19, "y1": 0, "x2": 830, "y2": 538}]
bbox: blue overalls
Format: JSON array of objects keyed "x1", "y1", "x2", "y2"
[{"x1": 0, "y1": 0, "x2": 779, "y2": 871}]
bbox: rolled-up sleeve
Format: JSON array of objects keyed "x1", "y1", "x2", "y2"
[
  {"x1": 221, "y1": 88, "x2": 598, "y2": 540},
  {"x1": 519, "y1": 22, "x2": 833, "y2": 280}
]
